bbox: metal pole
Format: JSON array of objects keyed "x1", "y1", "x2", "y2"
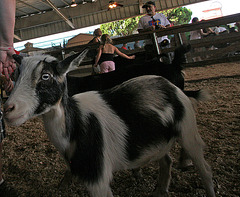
[{"x1": 152, "y1": 32, "x2": 161, "y2": 55}]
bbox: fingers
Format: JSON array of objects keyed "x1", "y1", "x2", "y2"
[
  {"x1": 159, "y1": 25, "x2": 166, "y2": 29},
  {"x1": 8, "y1": 66, "x2": 13, "y2": 76},
  {"x1": 0, "y1": 50, "x2": 16, "y2": 78},
  {"x1": 4, "y1": 79, "x2": 14, "y2": 92},
  {"x1": 130, "y1": 55, "x2": 136, "y2": 59},
  {"x1": 11, "y1": 63, "x2": 16, "y2": 71},
  {"x1": 8, "y1": 81, "x2": 14, "y2": 92},
  {"x1": 3, "y1": 67, "x2": 9, "y2": 80},
  {"x1": 0, "y1": 62, "x2": 3, "y2": 75}
]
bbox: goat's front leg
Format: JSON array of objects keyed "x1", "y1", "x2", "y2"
[
  {"x1": 88, "y1": 185, "x2": 113, "y2": 197},
  {"x1": 87, "y1": 177, "x2": 114, "y2": 197},
  {"x1": 152, "y1": 154, "x2": 172, "y2": 197}
]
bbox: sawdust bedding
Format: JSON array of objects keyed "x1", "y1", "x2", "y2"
[{"x1": 1, "y1": 61, "x2": 240, "y2": 197}]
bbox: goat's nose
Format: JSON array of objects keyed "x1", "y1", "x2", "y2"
[{"x1": 4, "y1": 104, "x2": 15, "y2": 114}]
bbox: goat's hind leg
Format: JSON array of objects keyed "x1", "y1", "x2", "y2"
[
  {"x1": 152, "y1": 154, "x2": 172, "y2": 197},
  {"x1": 182, "y1": 133, "x2": 215, "y2": 197},
  {"x1": 189, "y1": 148, "x2": 215, "y2": 197}
]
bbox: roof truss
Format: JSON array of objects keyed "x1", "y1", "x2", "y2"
[{"x1": 14, "y1": 0, "x2": 209, "y2": 42}]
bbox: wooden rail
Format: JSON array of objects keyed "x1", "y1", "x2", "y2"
[{"x1": 49, "y1": 13, "x2": 240, "y2": 66}]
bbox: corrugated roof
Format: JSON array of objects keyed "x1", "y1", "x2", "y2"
[{"x1": 14, "y1": 0, "x2": 209, "y2": 42}]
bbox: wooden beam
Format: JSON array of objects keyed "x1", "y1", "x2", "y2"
[
  {"x1": 41, "y1": 0, "x2": 75, "y2": 29},
  {"x1": 184, "y1": 55, "x2": 240, "y2": 68},
  {"x1": 17, "y1": 0, "x2": 42, "y2": 12}
]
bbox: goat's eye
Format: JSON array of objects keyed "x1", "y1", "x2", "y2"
[{"x1": 41, "y1": 73, "x2": 51, "y2": 81}]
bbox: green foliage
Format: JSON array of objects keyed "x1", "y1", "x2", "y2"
[
  {"x1": 100, "y1": 17, "x2": 141, "y2": 37},
  {"x1": 162, "y1": 7, "x2": 192, "y2": 25},
  {"x1": 100, "y1": 7, "x2": 192, "y2": 36}
]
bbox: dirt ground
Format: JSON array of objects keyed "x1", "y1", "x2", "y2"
[{"x1": 1, "y1": 61, "x2": 240, "y2": 197}]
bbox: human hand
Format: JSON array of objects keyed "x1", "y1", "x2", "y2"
[
  {"x1": 148, "y1": 26, "x2": 155, "y2": 31},
  {"x1": 4, "y1": 78, "x2": 14, "y2": 93},
  {"x1": 0, "y1": 48, "x2": 16, "y2": 79},
  {"x1": 158, "y1": 25, "x2": 166, "y2": 29},
  {"x1": 130, "y1": 55, "x2": 136, "y2": 59}
]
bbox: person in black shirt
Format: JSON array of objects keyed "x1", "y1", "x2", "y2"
[{"x1": 94, "y1": 34, "x2": 135, "y2": 73}]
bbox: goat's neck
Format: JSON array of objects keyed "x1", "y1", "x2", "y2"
[{"x1": 42, "y1": 98, "x2": 69, "y2": 155}]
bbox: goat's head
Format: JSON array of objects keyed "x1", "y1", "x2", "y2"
[{"x1": 4, "y1": 48, "x2": 89, "y2": 126}]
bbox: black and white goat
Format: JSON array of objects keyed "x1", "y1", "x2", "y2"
[{"x1": 4, "y1": 49, "x2": 215, "y2": 197}]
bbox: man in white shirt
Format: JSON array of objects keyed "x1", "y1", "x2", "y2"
[
  {"x1": 214, "y1": 26, "x2": 228, "y2": 35},
  {"x1": 138, "y1": 1, "x2": 170, "y2": 45},
  {"x1": 138, "y1": 1, "x2": 171, "y2": 62}
]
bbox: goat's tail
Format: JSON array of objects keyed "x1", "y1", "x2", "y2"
[
  {"x1": 184, "y1": 89, "x2": 211, "y2": 101},
  {"x1": 184, "y1": 89, "x2": 211, "y2": 112},
  {"x1": 171, "y1": 44, "x2": 191, "y2": 70}
]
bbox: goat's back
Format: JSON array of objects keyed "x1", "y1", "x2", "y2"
[{"x1": 74, "y1": 75, "x2": 193, "y2": 164}]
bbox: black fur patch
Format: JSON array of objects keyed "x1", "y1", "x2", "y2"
[
  {"x1": 35, "y1": 61, "x2": 65, "y2": 114},
  {"x1": 65, "y1": 99, "x2": 104, "y2": 184},
  {"x1": 101, "y1": 76, "x2": 184, "y2": 161}
]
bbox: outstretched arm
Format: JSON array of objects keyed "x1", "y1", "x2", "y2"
[
  {"x1": 0, "y1": 0, "x2": 17, "y2": 79},
  {"x1": 114, "y1": 47, "x2": 135, "y2": 60}
]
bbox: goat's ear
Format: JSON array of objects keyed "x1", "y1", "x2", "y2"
[
  {"x1": 57, "y1": 48, "x2": 89, "y2": 75},
  {"x1": 12, "y1": 54, "x2": 23, "y2": 65}
]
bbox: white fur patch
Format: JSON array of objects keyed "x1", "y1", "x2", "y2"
[
  {"x1": 42, "y1": 102, "x2": 69, "y2": 155},
  {"x1": 73, "y1": 92, "x2": 129, "y2": 171},
  {"x1": 149, "y1": 104, "x2": 174, "y2": 126},
  {"x1": 4, "y1": 57, "x2": 50, "y2": 126},
  {"x1": 129, "y1": 139, "x2": 175, "y2": 169},
  {"x1": 73, "y1": 91, "x2": 130, "y2": 196}
]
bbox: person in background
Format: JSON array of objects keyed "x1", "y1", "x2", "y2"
[
  {"x1": 213, "y1": 26, "x2": 228, "y2": 35},
  {"x1": 212, "y1": 25, "x2": 229, "y2": 48},
  {"x1": 190, "y1": 17, "x2": 217, "y2": 40},
  {"x1": 121, "y1": 43, "x2": 128, "y2": 50},
  {"x1": 189, "y1": 17, "x2": 207, "y2": 61},
  {"x1": 189, "y1": 17, "x2": 202, "y2": 40},
  {"x1": 138, "y1": 1, "x2": 171, "y2": 62},
  {"x1": 91, "y1": 28, "x2": 102, "y2": 44},
  {"x1": 235, "y1": 21, "x2": 240, "y2": 31},
  {"x1": 228, "y1": 23, "x2": 237, "y2": 33},
  {"x1": 88, "y1": 28, "x2": 103, "y2": 74},
  {"x1": 134, "y1": 40, "x2": 141, "y2": 49},
  {"x1": 0, "y1": 0, "x2": 18, "y2": 194},
  {"x1": 201, "y1": 20, "x2": 216, "y2": 38},
  {"x1": 94, "y1": 34, "x2": 135, "y2": 73},
  {"x1": 201, "y1": 20, "x2": 217, "y2": 50}
]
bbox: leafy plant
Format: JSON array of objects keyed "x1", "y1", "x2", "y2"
[
  {"x1": 100, "y1": 7, "x2": 192, "y2": 36},
  {"x1": 101, "y1": 17, "x2": 141, "y2": 36}
]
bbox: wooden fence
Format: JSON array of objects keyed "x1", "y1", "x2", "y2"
[{"x1": 50, "y1": 13, "x2": 240, "y2": 67}]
